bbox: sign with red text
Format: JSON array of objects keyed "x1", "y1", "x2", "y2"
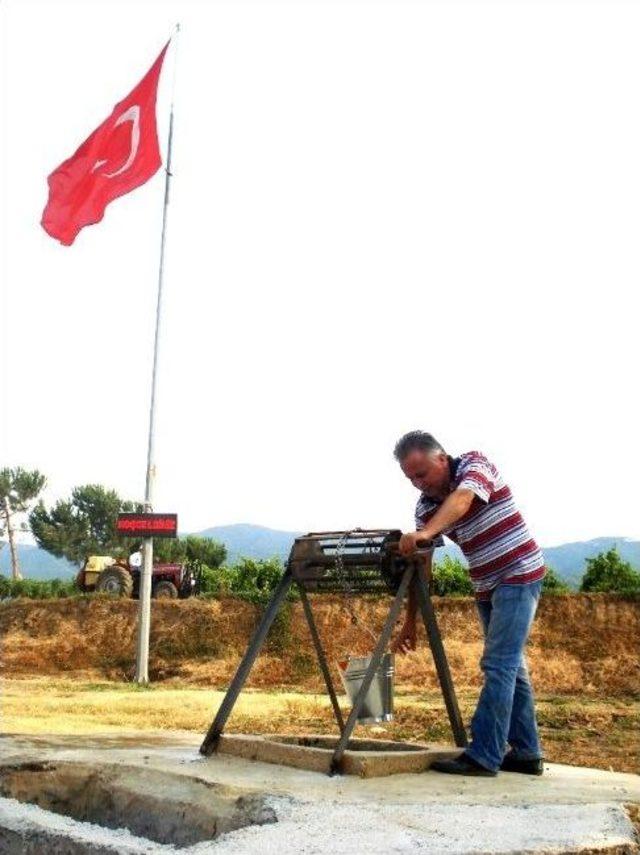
[{"x1": 116, "y1": 513, "x2": 178, "y2": 539}]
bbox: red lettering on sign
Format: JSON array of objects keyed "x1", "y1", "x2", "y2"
[{"x1": 115, "y1": 513, "x2": 178, "y2": 538}]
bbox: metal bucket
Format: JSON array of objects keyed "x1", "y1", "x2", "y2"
[{"x1": 338, "y1": 652, "x2": 394, "y2": 724}]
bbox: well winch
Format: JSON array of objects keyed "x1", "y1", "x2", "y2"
[{"x1": 200, "y1": 528, "x2": 467, "y2": 774}]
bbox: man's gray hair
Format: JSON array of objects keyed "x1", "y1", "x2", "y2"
[{"x1": 393, "y1": 431, "x2": 446, "y2": 462}]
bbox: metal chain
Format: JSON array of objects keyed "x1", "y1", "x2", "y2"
[{"x1": 334, "y1": 530, "x2": 378, "y2": 646}]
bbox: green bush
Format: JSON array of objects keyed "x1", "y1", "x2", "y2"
[
  {"x1": 431, "y1": 556, "x2": 474, "y2": 597},
  {"x1": 0, "y1": 576, "x2": 78, "y2": 599},
  {"x1": 228, "y1": 557, "x2": 286, "y2": 603},
  {"x1": 542, "y1": 567, "x2": 571, "y2": 594},
  {"x1": 199, "y1": 557, "x2": 291, "y2": 603},
  {"x1": 580, "y1": 548, "x2": 640, "y2": 594},
  {"x1": 198, "y1": 564, "x2": 235, "y2": 595}
]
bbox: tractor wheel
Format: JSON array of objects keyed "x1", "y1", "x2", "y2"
[
  {"x1": 153, "y1": 581, "x2": 178, "y2": 599},
  {"x1": 95, "y1": 565, "x2": 134, "y2": 597}
]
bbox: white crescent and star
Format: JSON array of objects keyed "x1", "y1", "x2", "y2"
[{"x1": 91, "y1": 104, "x2": 141, "y2": 178}]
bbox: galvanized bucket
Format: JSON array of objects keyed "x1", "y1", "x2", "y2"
[{"x1": 338, "y1": 652, "x2": 394, "y2": 724}]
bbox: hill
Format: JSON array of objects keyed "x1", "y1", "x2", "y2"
[
  {"x1": 0, "y1": 544, "x2": 76, "y2": 580},
  {"x1": 194, "y1": 523, "x2": 302, "y2": 564},
  {"x1": 541, "y1": 537, "x2": 640, "y2": 588}
]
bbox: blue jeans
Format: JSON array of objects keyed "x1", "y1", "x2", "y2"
[{"x1": 465, "y1": 579, "x2": 543, "y2": 772}]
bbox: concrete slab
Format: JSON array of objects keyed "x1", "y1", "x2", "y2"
[
  {"x1": 1, "y1": 732, "x2": 638, "y2": 854},
  {"x1": 216, "y1": 733, "x2": 462, "y2": 776}
]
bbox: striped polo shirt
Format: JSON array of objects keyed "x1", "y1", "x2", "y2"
[{"x1": 415, "y1": 451, "x2": 546, "y2": 599}]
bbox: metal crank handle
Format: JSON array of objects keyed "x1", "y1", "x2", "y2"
[{"x1": 415, "y1": 539, "x2": 436, "y2": 553}]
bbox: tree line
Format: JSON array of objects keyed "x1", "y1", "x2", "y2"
[
  {"x1": 1, "y1": 467, "x2": 639, "y2": 598},
  {"x1": 429, "y1": 550, "x2": 640, "y2": 596}
]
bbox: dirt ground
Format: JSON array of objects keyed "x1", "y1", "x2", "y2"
[{"x1": 2, "y1": 678, "x2": 638, "y2": 775}]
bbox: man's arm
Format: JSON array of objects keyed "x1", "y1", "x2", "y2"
[
  {"x1": 393, "y1": 488, "x2": 475, "y2": 654},
  {"x1": 399, "y1": 488, "x2": 475, "y2": 556}
]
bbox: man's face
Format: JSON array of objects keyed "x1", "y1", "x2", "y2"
[{"x1": 400, "y1": 449, "x2": 450, "y2": 500}]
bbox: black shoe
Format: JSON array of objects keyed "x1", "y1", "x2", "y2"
[
  {"x1": 500, "y1": 755, "x2": 544, "y2": 776},
  {"x1": 430, "y1": 752, "x2": 497, "y2": 777}
]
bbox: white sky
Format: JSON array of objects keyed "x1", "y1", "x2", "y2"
[{"x1": 1, "y1": 0, "x2": 639, "y2": 547}]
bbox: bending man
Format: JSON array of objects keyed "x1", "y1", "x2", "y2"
[{"x1": 393, "y1": 431, "x2": 546, "y2": 777}]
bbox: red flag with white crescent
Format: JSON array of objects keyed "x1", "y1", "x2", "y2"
[{"x1": 41, "y1": 43, "x2": 169, "y2": 246}]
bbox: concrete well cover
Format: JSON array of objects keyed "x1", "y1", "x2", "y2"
[{"x1": 216, "y1": 733, "x2": 462, "y2": 776}]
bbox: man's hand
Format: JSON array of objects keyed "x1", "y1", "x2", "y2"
[
  {"x1": 392, "y1": 618, "x2": 417, "y2": 655},
  {"x1": 398, "y1": 531, "x2": 430, "y2": 556}
]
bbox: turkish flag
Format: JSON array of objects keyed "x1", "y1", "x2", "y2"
[{"x1": 41, "y1": 43, "x2": 169, "y2": 246}]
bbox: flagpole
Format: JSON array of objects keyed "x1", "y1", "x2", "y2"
[{"x1": 135, "y1": 24, "x2": 180, "y2": 684}]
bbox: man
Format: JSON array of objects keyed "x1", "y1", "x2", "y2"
[
  {"x1": 392, "y1": 431, "x2": 545, "y2": 777},
  {"x1": 129, "y1": 544, "x2": 143, "y2": 569}
]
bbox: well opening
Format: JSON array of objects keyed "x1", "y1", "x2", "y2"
[
  {"x1": 268, "y1": 735, "x2": 425, "y2": 753},
  {"x1": 216, "y1": 733, "x2": 461, "y2": 776}
]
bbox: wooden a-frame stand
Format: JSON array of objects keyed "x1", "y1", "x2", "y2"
[{"x1": 200, "y1": 558, "x2": 467, "y2": 774}]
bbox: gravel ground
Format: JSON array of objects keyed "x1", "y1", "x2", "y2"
[
  {"x1": 0, "y1": 796, "x2": 168, "y2": 853},
  {"x1": 194, "y1": 797, "x2": 638, "y2": 855},
  {"x1": 2, "y1": 733, "x2": 638, "y2": 854},
  {"x1": 1, "y1": 794, "x2": 637, "y2": 854}
]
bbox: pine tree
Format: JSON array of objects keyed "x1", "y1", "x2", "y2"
[
  {"x1": 30, "y1": 484, "x2": 142, "y2": 565},
  {"x1": 0, "y1": 468, "x2": 47, "y2": 579}
]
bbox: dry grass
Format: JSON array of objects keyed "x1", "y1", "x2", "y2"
[
  {"x1": 1, "y1": 678, "x2": 637, "y2": 775},
  {"x1": 1, "y1": 595, "x2": 638, "y2": 695}
]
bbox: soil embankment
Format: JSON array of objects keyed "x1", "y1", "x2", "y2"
[{"x1": 1, "y1": 593, "x2": 638, "y2": 695}]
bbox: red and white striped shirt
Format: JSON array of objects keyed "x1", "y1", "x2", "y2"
[{"x1": 415, "y1": 451, "x2": 546, "y2": 599}]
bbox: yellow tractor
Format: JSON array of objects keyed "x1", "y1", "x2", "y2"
[{"x1": 76, "y1": 555, "x2": 200, "y2": 599}]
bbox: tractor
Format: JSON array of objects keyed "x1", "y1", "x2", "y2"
[{"x1": 77, "y1": 555, "x2": 201, "y2": 599}]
